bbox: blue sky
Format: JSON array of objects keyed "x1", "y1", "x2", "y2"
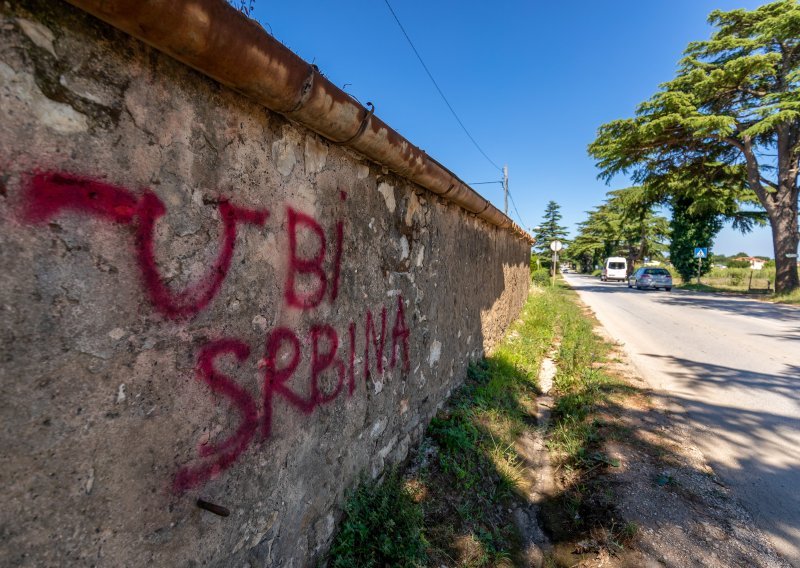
[{"x1": 252, "y1": 0, "x2": 773, "y2": 257}]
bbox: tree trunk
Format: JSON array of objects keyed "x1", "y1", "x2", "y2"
[
  {"x1": 769, "y1": 192, "x2": 799, "y2": 295},
  {"x1": 741, "y1": 133, "x2": 799, "y2": 295}
]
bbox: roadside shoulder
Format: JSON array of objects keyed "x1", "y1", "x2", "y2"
[{"x1": 582, "y1": 309, "x2": 789, "y2": 567}]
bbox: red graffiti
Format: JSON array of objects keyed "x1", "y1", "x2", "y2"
[
  {"x1": 175, "y1": 296, "x2": 410, "y2": 492},
  {"x1": 262, "y1": 326, "x2": 309, "y2": 422},
  {"x1": 18, "y1": 170, "x2": 414, "y2": 494},
  {"x1": 284, "y1": 207, "x2": 344, "y2": 310},
  {"x1": 260, "y1": 324, "x2": 347, "y2": 435},
  {"x1": 347, "y1": 322, "x2": 356, "y2": 396},
  {"x1": 23, "y1": 172, "x2": 268, "y2": 319},
  {"x1": 309, "y1": 324, "x2": 345, "y2": 404},
  {"x1": 173, "y1": 340, "x2": 258, "y2": 493},
  {"x1": 24, "y1": 172, "x2": 139, "y2": 224}
]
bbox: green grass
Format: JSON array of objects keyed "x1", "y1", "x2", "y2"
[
  {"x1": 402, "y1": 289, "x2": 562, "y2": 565},
  {"x1": 533, "y1": 284, "x2": 644, "y2": 566},
  {"x1": 417, "y1": 291, "x2": 557, "y2": 564},
  {"x1": 544, "y1": 286, "x2": 619, "y2": 471},
  {"x1": 328, "y1": 469, "x2": 427, "y2": 568},
  {"x1": 772, "y1": 288, "x2": 800, "y2": 305},
  {"x1": 677, "y1": 282, "x2": 744, "y2": 294}
]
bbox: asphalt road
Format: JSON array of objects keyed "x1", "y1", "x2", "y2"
[{"x1": 562, "y1": 273, "x2": 800, "y2": 566}]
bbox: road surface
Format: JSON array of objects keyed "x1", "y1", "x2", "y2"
[{"x1": 562, "y1": 273, "x2": 800, "y2": 566}]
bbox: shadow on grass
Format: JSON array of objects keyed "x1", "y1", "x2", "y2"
[
  {"x1": 533, "y1": 353, "x2": 797, "y2": 566},
  {"x1": 327, "y1": 347, "x2": 542, "y2": 568},
  {"x1": 420, "y1": 353, "x2": 540, "y2": 567}
]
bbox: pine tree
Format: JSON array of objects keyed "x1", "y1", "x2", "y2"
[{"x1": 533, "y1": 201, "x2": 569, "y2": 261}]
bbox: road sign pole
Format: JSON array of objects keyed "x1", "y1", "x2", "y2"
[
  {"x1": 549, "y1": 240, "x2": 563, "y2": 287},
  {"x1": 693, "y1": 247, "x2": 708, "y2": 284}
]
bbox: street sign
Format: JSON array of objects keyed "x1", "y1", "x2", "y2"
[
  {"x1": 549, "y1": 240, "x2": 563, "y2": 252},
  {"x1": 694, "y1": 247, "x2": 708, "y2": 259},
  {"x1": 787, "y1": 253, "x2": 798, "y2": 258}
]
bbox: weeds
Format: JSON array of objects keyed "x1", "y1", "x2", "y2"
[
  {"x1": 328, "y1": 469, "x2": 427, "y2": 568},
  {"x1": 524, "y1": 282, "x2": 642, "y2": 565},
  {"x1": 772, "y1": 288, "x2": 800, "y2": 305},
  {"x1": 544, "y1": 285, "x2": 617, "y2": 473}
]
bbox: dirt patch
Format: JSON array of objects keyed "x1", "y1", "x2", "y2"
[{"x1": 543, "y1": 321, "x2": 789, "y2": 567}]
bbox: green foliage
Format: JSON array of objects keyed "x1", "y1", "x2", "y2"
[
  {"x1": 668, "y1": 197, "x2": 722, "y2": 281},
  {"x1": 773, "y1": 287, "x2": 800, "y2": 305},
  {"x1": 729, "y1": 270, "x2": 746, "y2": 286},
  {"x1": 567, "y1": 187, "x2": 669, "y2": 272},
  {"x1": 588, "y1": 0, "x2": 800, "y2": 293},
  {"x1": 329, "y1": 470, "x2": 427, "y2": 568},
  {"x1": 546, "y1": 290, "x2": 618, "y2": 471},
  {"x1": 531, "y1": 267, "x2": 551, "y2": 286},
  {"x1": 416, "y1": 291, "x2": 554, "y2": 564},
  {"x1": 428, "y1": 348, "x2": 539, "y2": 496},
  {"x1": 727, "y1": 259, "x2": 751, "y2": 269},
  {"x1": 534, "y1": 201, "x2": 569, "y2": 259}
]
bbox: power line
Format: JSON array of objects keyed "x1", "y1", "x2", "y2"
[
  {"x1": 469, "y1": 179, "x2": 529, "y2": 230},
  {"x1": 507, "y1": 189, "x2": 530, "y2": 230},
  {"x1": 382, "y1": 0, "x2": 502, "y2": 172}
]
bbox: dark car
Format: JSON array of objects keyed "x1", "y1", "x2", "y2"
[{"x1": 628, "y1": 267, "x2": 672, "y2": 291}]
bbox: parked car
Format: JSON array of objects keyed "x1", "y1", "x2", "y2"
[
  {"x1": 628, "y1": 267, "x2": 672, "y2": 291},
  {"x1": 601, "y1": 257, "x2": 627, "y2": 282}
]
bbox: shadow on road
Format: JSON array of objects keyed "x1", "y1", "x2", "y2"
[
  {"x1": 657, "y1": 291, "x2": 800, "y2": 322},
  {"x1": 650, "y1": 391, "x2": 800, "y2": 557},
  {"x1": 644, "y1": 354, "x2": 800, "y2": 405},
  {"x1": 632, "y1": 354, "x2": 800, "y2": 561},
  {"x1": 563, "y1": 278, "x2": 638, "y2": 294}
]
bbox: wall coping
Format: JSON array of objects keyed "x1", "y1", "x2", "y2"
[{"x1": 63, "y1": 0, "x2": 535, "y2": 245}]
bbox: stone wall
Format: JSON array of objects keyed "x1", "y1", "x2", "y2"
[{"x1": 0, "y1": 1, "x2": 530, "y2": 566}]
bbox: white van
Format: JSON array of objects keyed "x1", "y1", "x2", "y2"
[{"x1": 601, "y1": 257, "x2": 627, "y2": 282}]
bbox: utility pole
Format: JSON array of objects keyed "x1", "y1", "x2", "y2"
[{"x1": 502, "y1": 165, "x2": 508, "y2": 216}]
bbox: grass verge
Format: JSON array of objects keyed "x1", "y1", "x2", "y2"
[
  {"x1": 540, "y1": 284, "x2": 638, "y2": 563},
  {"x1": 676, "y1": 282, "x2": 752, "y2": 294},
  {"x1": 676, "y1": 281, "x2": 800, "y2": 304},
  {"x1": 771, "y1": 288, "x2": 800, "y2": 305}
]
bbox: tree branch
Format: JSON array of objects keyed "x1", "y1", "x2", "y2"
[
  {"x1": 724, "y1": 136, "x2": 744, "y2": 152},
  {"x1": 760, "y1": 176, "x2": 778, "y2": 190},
  {"x1": 736, "y1": 86, "x2": 768, "y2": 98},
  {"x1": 737, "y1": 136, "x2": 771, "y2": 208}
]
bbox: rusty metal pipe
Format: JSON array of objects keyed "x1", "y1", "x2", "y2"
[{"x1": 63, "y1": 0, "x2": 533, "y2": 244}]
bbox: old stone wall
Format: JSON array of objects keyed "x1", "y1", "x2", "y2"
[{"x1": 0, "y1": 1, "x2": 530, "y2": 566}]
